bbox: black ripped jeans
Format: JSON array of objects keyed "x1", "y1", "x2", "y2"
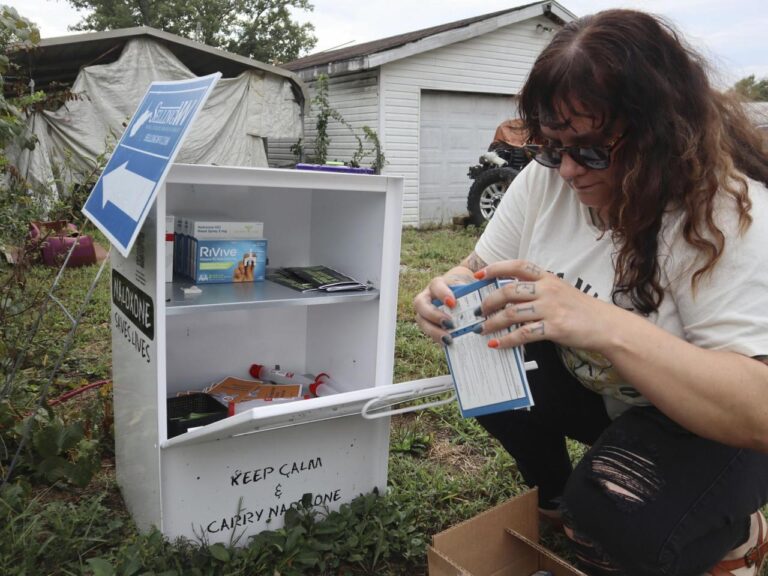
[{"x1": 476, "y1": 341, "x2": 768, "y2": 576}]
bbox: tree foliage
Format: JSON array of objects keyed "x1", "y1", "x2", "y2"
[
  {"x1": 62, "y1": 0, "x2": 317, "y2": 63},
  {"x1": 0, "y1": 6, "x2": 46, "y2": 242},
  {"x1": 731, "y1": 74, "x2": 768, "y2": 102},
  {"x1": 0, "y1": 5, "x2": 40, "y2": 154}
]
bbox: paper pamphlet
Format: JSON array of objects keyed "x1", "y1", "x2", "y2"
[
  {"x1": 267, "y1": 266, "x2": 370, "y2": 292},
  {"x1": 203, "y1": 376, "x2": 302, "y2": 405},
  {"x1": 436, "y1": 278, "x2": 534, "y2": 418}
]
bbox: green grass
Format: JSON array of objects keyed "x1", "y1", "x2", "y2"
[
  {"x1": 4, "y1": 225, "x2": 759, "y2": 575},
  {"x1": 2, "y1": 225, "x2": 509, "y2": 574}
]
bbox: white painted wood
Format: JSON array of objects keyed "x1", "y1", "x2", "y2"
[
  {"x1": 288, "y1": 5, "x2": 571, "y2": 226},
  {"x1": 112, "y1": 197, "x2": 164, "y2": 534},
  {"x1": 381, "y1": 16, "x2": 557, "y2": 225},
  {"x1": 161, "y1": 413, "x2": 390, "y2": 540},
  {"x1": 419, "y1": 91, "x2": 517, "y2": 224},
  {"x1": 367, "y1": 3, "x2": 546, "y2": 69},
  {"x1": 112, "y1": 164, "x2": 417, "y2": 544}
]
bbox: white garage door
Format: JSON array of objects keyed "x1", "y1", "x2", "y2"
[{"x1": 419, "y1": 90, "x2": 517, "y2": 225}]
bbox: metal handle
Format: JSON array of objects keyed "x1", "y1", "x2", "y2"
[
  {"x1": 361, "y1": 375, "x2": 455, "y2": 419},
  {"x1": 361, "y1": 361, "x2": 538, "y2": 420}
]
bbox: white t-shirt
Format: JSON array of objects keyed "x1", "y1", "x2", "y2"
[{"x1": 475, "y1": 162, "x2": 768, "y2": 418}]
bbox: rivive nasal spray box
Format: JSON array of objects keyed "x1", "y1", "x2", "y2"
[{"x1": 191, "y1": 239, "x2": 268, "y2": 284}]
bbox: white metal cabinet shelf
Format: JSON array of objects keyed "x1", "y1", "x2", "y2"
[
  {"x1": 112, "y1": 164, "x2": 450, "y2": 545},
  {"x1": 166, "y1": 280, "x2": 379, "y2": 315}
]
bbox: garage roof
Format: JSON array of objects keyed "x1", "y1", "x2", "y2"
[
  {"x1": 8, "y1": 26, "x2": 308, "y2": 107},
  {"x1": 284, "y1": 1, "x2": 573, "y2": 74}
]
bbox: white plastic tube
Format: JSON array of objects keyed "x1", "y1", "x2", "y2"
[{"x1": 249, "y1": 364, "x2": 315, "y2": 386}]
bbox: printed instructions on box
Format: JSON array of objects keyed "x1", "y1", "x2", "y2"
[{"x1": 438, "y1": 279, "x2": 533, "y2": 417}]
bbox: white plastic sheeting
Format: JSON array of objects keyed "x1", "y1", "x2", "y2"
[{"x1": 11, "y1": 38, "x2": 303, "y2": 195}]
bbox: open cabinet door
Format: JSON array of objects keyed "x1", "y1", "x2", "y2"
[{"x1": 161, "y1": 375, "x2": 455, "y2": 449}]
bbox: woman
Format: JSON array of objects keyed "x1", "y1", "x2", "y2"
[{"x1": 413, "y1": 9, "x2": 768, "y2": 576}]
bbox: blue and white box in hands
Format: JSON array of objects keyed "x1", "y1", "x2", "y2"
[
  {"x1": 435, "y1": 278, "x2": 534, "y2": 418},
  {"x1": 192, "y1": 239, "x2": 267, "y2": 284}
]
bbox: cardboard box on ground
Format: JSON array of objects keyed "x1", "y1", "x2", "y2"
[{"x1": 428, "y1": 489, "x2": 587, "y2": 576}]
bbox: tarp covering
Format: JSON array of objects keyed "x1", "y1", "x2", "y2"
[
  {"x1": 11, "y1": 38, "x2": 303, "y2": 195},
  {"x1": 745, "y1": 102, "x2": 768, "y2": 129}
]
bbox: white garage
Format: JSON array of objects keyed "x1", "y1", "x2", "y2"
[
  {"x1": 419, "y1": 90, "x2": 517, "y2": 224},
  {"x1": 285, "y1": 1, "x2": 574, "y2": 226}
]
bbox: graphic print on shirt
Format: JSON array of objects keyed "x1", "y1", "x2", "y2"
[{"x1": 553, "y1": 272, "x2": 649, "y2": 406}]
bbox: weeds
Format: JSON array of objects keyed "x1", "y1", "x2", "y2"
[
  {"x1": 0, "y1": 486, "x2": 129, "y2": 575},
  {"x1": 0, "y1": 224, "x2": 593, "y2": 575},
  {"x1": 308, "y1": 74, "x2": 387, "y2": 173},
  {"x1": 74, "y1": 491, "x2": 426, "y2": 576}
]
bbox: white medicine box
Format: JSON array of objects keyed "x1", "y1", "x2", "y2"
[{"x1": 110, "y1": 165, "x2": 452, "y2": 544}]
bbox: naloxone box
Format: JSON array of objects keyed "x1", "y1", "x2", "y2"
[
  {"x1": 428, "y1": 489, "x2": 586, "y2": 576},
  {"x1": 191, "y1": 239, "x2": 267, "y2": 284}
]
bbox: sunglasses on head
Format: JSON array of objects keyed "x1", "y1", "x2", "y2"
[{"x1": 523, "y1": 132, "x2": 626, "y2": 170}]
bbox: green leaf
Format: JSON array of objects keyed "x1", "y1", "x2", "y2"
[
  {"x1": 35, "y1": 455, "x2": 72, "y2": 482},
  {"x1": 120, "y1": 556, "x2": 142, "y2": 576},
  {"x1": 284, "y1": 525, "x2": 306, "y2": 552},
  {"x1": 312, "y1": 519, "x2": 342, "y2": 535},
  {"x1": 208, "y1": 542, "x2": 230, "y2": 562},
  {"x1": 87, "y1": 557, "x2": 116, "y2": 576},
  {"x1": 291, "y1": 548, "x2": 321, "y2": 566}
]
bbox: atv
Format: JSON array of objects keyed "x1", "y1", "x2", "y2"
[{"x1": 466, "y1": 119, "x2": 533, "y2": 226}]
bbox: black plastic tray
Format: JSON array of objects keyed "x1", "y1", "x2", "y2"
[{"x1": 167, "y1": 393, "x2": 228, "y2": 438}]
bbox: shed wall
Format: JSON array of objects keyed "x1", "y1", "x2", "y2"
[
  {"x1": 381, "y1": 16, "x2": 554, "y2": 226},
  {"x1": 283, "y1": 71, "x2": 381, "y2": 168}
]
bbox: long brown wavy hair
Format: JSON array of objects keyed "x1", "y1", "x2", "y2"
[{"x1": 519, "y1": 9, "x2": 768, "y2": 315}]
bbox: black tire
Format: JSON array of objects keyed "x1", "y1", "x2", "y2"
[{"x1": 466, "y1": 166, "x2": 519, "y2": 226}]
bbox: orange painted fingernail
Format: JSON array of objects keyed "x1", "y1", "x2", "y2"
[
  {"x1": 474, "y1": 269, "x2": 486, "y2": 279},
  {"x1": 488, "y1": 339, "x2": 500, "y2": 349},
  {"x1": 444, "y1": 296, "x2": 456, "y2": 309}
]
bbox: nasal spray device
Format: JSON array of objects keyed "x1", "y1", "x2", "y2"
[
  {"x1": 249, "y1": 364, "x2": 314, "y2": 386},
  {"x1": 249, "y1": 364, "x2": 344, "y2": 398},
  {"x1": 308, "y1": 374, "x2": 342, "y2": 397}
]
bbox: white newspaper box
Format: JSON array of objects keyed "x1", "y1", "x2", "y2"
[{"x1": 111, "y1": 165, "x2": 452, "y2": 544}]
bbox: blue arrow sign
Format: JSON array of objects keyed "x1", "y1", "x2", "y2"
[{"x1": 83, "y1": 73, "x2": 221, "y2": 257}]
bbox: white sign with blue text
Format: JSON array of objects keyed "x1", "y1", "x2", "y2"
[{"x1": 83, "y1": 73, "x2": 221, "y2": 257}]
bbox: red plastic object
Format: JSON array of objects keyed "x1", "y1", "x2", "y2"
[{"x1": 28, "y1": 220, "x2": 97, "y2": 267}]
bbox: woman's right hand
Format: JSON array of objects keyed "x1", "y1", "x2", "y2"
[
  {"x1": 413, "y1": 277, "x2": 456, "y2": 344},
  {"x1": 413, "y1": 266, "x2": 478, "y2": 345}
]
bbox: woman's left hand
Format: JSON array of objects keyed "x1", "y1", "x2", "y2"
[{"x1": 475, "y1": 259, "x2": 617, "y2": 352}]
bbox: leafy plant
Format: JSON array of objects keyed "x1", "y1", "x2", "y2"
[
  {"x1": 289, "y1": 137, "x2": 305, "y2": 162},
  {"x1": 1, "y1": 390, "x2": 111, "y2": 489},
  {"x1": 0, "y1": 487, "x2": 129, "y2": 575},
  {"x1": 309, "y1": 74, "x2": 387, "y2": 173},
  {"x1": 362, "y1": 125, "x2": 387, "y2": 174},
  {"x1": 1, "y1": 254, "x2": 113, "y2": 489},
  {"x1": 731, "y1": 74, "x2": 768, "y2": 102},
  {"x1": 0, "y1": 7, "x2": 44, "y2": 245},
  {"x1": 348, "y1": 125, "x2": 387, "y2": 174},
  {"x1": 58, "y1": 0, "x2": 317, "y2": 63},
  {"x1": 0, "y1": 4, "x2": 113, "y2": 459},
  {"x1": 391, "y1": 427, "x2": 432, "y2": 457},
  {"x1": 45, "y1": 141, "x2": 114, "y2": 227},
  {"x1": 0, "y1": 224, "x2": 605, "y2": 575},
  {"x1": 77, "y1": 489, "x2": 426, "y2": 575},
  {"x1": 311, "y1": 73, "x2": 337, "y2": 165}
]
